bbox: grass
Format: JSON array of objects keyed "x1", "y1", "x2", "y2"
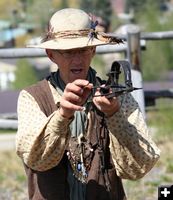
[
  {"x1": 0, "y1": 99, "x2": 172, "y2": 199},
  {"x1": 146, "y1": 99, "x2": 173, "y2": 142},
  {"x1": 0, "y1": 129, "x2": 16, "y2": 134},
  {"x1": 123, "y1": 98, "x2": 173, "y2": 200},
  {"x1": 0, "y1": 151, "x2": 27, "y2": 200},
  {"x1": 123, "y1": 138, "x2": 173, "y2": 200}
]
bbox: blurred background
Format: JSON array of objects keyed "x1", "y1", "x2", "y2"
[{"x1": 0, "y1": 0, "x2": 173, "y2": 199}]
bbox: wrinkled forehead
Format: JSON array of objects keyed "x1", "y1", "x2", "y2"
[{"x1": 50, "y1": 8, "x2": 91, "y2": 32}]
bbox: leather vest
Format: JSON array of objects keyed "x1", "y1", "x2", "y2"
[{"x1": 24, "y1": 79, "x2": 126, "y2": 200}]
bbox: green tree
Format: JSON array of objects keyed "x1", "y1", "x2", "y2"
[
  {"x1": 25, "y1": 0, "x2": 52, "y2": 31},
  {"x1": 13, "y1": 59, "x2": 38, "y2": 89},
  {"x1": 80, "y1": 0, "x2": 92, "y2": 12},
  {"x1": 125, "y1": 0, "x2": 148, "y2": 13},
  {"x1": 80, "y1": 0, "x2": 112, "y2": 31},
  {"x1": 94, "y1": 0, "x2": 112, "y2": 31},
  {"x1": 135, "y1": 1, "x2": 173, "y2": 80},
  {"x1": 59, "y1": 0, "x2": 69, "y2": 9}
]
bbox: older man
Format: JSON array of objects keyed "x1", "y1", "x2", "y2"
[{"x1": 16, "y1": 8, "x2": 160, "y2": 200}]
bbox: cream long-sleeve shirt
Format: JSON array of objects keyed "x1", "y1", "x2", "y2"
[{"x1": 16, "y1": 82, "x2": 160, "y2": 180}]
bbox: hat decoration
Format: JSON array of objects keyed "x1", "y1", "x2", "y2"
[{"x1": 28, "y1": 8, "x2": 123, "y2": 50}]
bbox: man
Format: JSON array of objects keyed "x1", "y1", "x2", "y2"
[{"x1": 16, "y1": 8, "x2": 160, "y2": 200}]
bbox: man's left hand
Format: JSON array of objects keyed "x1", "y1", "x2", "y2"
[{"x1": 93, "y1": 90, "x2": 120, "y2": 117}]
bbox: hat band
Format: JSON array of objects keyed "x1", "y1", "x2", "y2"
[
  {"x1": 42, "y1": 28, "x2": 124, "y2": 44},
  {"x1": 42, "y1": 29, "x2": 91, "y2": 42}
]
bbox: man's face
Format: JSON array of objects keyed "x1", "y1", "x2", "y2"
[{"x1": 46, "y1": 47, "x2": 96, "y2": 84}]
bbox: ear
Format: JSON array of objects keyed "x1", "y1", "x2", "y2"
[{"x1": 46, "y1": 49, "x2": 55, "y2": 62}]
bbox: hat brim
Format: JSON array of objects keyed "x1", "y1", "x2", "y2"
[{"x1": 27, "y1": 37, "x2": 115, "y2": 50}]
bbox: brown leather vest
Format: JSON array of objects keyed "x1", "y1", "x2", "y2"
[{"x1": 24, "y1": 79, "x2": 126, "y2": 200}]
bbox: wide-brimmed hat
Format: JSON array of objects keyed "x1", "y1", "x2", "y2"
[{"x1": 28, "y1": 8, "x2": 123, "y2": 50}]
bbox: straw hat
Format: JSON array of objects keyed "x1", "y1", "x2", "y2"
[{"x1": 28, "y1": 8, "x2": 123, "y2": 50}]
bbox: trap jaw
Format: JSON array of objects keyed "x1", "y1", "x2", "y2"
[{"x1": 92, "y1": 60, "x2": 142, "y2": 98}]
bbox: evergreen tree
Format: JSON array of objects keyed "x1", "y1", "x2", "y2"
[
  {"x1": 135, "y1": 1, "x2": 173, "y2": 80},
  {"x1": 94, "y1": 0, "x2": 112, "y2": 31},
  {"x1": 60, "y1": 0, "x2": 69, "y2": 9},
  {"x1": 26, "y1": 0, "x2": 52, "y2": 31},
  {"x1": 80, "y1": 0, "x2": 112, "y2": 31},
  {"x1": 125, "y1": 0, "x2": 148, "y2": 13},
  {"x1": 80, "y1": 0, "x2": 93, "y2": 13}
]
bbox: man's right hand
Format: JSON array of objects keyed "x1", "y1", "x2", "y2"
[{"x1": 59, "y1": 79, "x2": 93, "y2": 118}]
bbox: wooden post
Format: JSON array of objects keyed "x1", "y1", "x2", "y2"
[
  {"x1": 126, "y1": 25, "x2": 146, "y2": 117},
  {"x1": 127, "y1": 24, "x2": 141, "y2": 71}
]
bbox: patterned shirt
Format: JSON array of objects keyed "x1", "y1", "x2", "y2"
[{"x1": 16, "y1": 81, "x2": 160, "y2": 180}]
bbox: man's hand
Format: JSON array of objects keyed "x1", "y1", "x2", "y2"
[
  {"x1": 59, "y1": 79, "x2": 93, "y2": 118},
  {"x1": 93, "y1": 89, "x2": 120, "y2": 117}
]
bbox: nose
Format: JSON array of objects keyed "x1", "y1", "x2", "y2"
[
  {"x1": 71, "y1": 53, "x2": 82, "y2": 64},
  {"x1": 72, "y1": 51, "x2": 80, "y2": 57}
]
